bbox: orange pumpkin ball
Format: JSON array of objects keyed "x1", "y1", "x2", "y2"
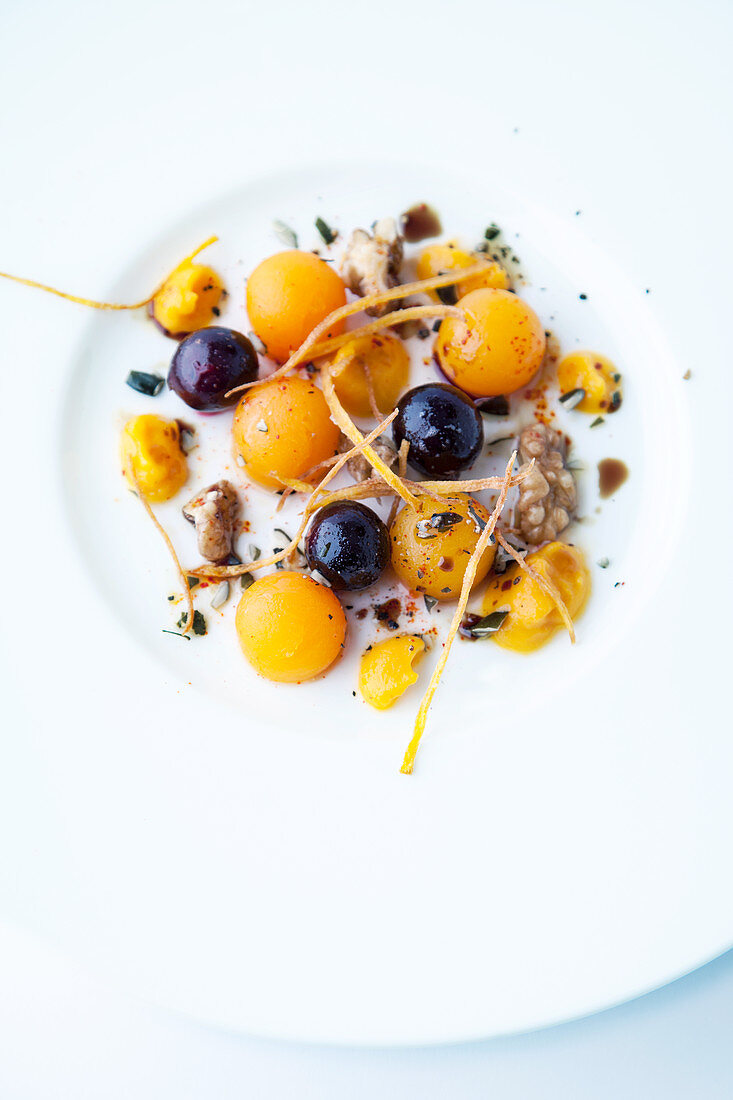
[
  {"x1": 235, "y1": 572, "x2": 347, "y2": 682},
  {"x1": 246, "y1": 250, "x2": 347, "y2": 363}
]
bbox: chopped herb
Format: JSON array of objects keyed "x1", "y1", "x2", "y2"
[
  {"x1": 273, "y1": 219, "x2": 298, "y2": 248},
  {"x1": 186, "y1": 576, "x2": 200, "y2": 589},
  {"x1": 417, "y1": 327, "x2": 431, "y2": 340},
  {"x1": 432, "y1": 321, "x2": 442, "y2": 332},
  {"x1": 579, "y1": 293, "x2": 587, "y2": 300},
  {"x1": 559, "y1": 387, "x2": 586, "y2": 410},
  {"x1": 487, "y1": 435, "x2": 515, "y2": 447},
  {"x1": 255, "y1": 419, "x2": 268, "y2": 432},
  {"x1": 162, "y1": 629, "x2": 191, "y2": 640},
  {"x1": 467, "y1": 502, "x2": 487, "y2": 532},
  {"x1": 484, "y1": 223, "x2": 501, "y2": 240},
  {"x1": 590, "y1": 416, "x2": 605, "y2": 428},
  {"x1": 597, "y1": 557, "x2": 610, "y2": 569},
  {"x1": 224, "y1": 551, "x2": 242, "y2": 567},
  {"x1": 436, "y1": 282, "x2": 458, "y2": 306},
  {"x1": 416, "y1": 511, "x2": 462, "y2": 538},
  {"x1": 424, "y1": 595, "x2": 437, "y2": 612},
  {"x1": 612, "y1": 373, "x2": 622, "y2": 383},
  {"x1": 176, "y1": 609, "x2": 207, "y2": 635},
  {"x1": 459, "y1": 610, "x2": 508, "y2": 639},
  {"x1": 315, "y1": 216, "x2": 336, "y2": 244},
  {"x1": 609, "y1": 390, "x2": 622, "y2": 412},
  {"x1": 210, "y1": 581, "x2": 230, "y2": 609},
  {"x1": 240, "y1": 573, "x2": 254, "y2": 590},
  {"x1": 248, "y1": 543, "x2": 261, "y2": 560},
  {"x1": 212, "y1": 306, "x2": 220, "y2": 317},
  {"x1": 475, "y1": 395, "x2": 510, "y2": 417},
  {"x1": 126, "y1": 370, "x2": 165, "y2": 397},
  {"x1": 311, "y1": 569, "x2": 332, "y2": 587},
  {"x1": 179, "y1": 427, "x2": 196, "y2": 454}
]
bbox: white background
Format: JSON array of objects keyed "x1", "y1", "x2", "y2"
[{"x1": 2, "y1": 0, "x2": 732, "y2": 1093}]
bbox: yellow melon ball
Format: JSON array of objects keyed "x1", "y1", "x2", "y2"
[
  {"x1": 437, "y1": 288, "x2": 546, "y2": 397},
  {"x1": 246, "y1": 250, "x2": 347, "y2": 363},
  {"x1": 151, "y1": 260, "x2": 223, "y2": 337},
  {"x1": 481, "y1": 542, "x2": 590, "y2": 653},
  {"x1": 330, "y1": 332, "x2": 409, "y2": 418},
  {"x1": 416, "y1": 241, "x2": 509, "y2": 300},
  {"x1": 120, "y1": 414, "x2": 188, "y2": 502},
  {"x1": 232, "y1": 376, "x2": 340, "y2": 491},
  {"x1": 235, "y1": 572, "x2": 346, "y2": 682},
  {"x1": 358, "y1": 635, "x2": 425, "y2": 709},
  {"x1": 390, "y1": 495, "x2": 495, "y2": 601},
  {"x1": 557, "y1": 351, "x2": 622, "y2": 415}
]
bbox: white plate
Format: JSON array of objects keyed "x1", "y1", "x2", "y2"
[{"x1": 1, "y1": 0, "x2": 732, "y2": 1046}]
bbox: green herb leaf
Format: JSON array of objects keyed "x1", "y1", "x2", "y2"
[
  {"x1": 424, "y1": 595, "x2": 437, "y2": 612},
  {"x1": 273, "y1": 220, "x2": 298, "y2": 248},
  {"x1": 559, "y1": 387, "x2": 585, "y2": 410},
  {"x1": 315, "y1": 216, "x2": 336, "y2": 245},
  {"x1": 240, "y1": 573, "x2": 254, "y2": 590},
  {"x1": 484, "y1": 223, "x2": 501, "y2": 240},
  {"x1": 459, "y1": 610, "x2": 508, "y2": 639},
  {"x1": 126, "y1": 370, "x2": 165, "y2": 397},
  {"x1": 590, "y1": 416, "x2": 605, "y2": 428}
]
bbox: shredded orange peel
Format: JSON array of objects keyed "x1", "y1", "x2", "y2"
[
  {"x1": 0, "y1": 235, "x2": 218, "y2": 311},
  {"x1": 494, "y1": 531, "x2": 575, "y2": 643},
  {"x1": 189, "y1": 410, "x2": 399, "y2": 579},
  {"x1": 131, "y1": 472, "x2": 194, "y2": 635},
  {"x1": 224, "y1": 264, "x2": 489, "y2": 399},
  {"x1": 400, "y1": 452, "x2": 520, "y2": 775}
]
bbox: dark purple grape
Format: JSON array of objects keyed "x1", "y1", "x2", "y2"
[
  {"x1": 392, "y1": 383, "x2": 484, "y2": 477},
  {"x1": 168, "y1": 327, "x2": 258, "y2": 412},
  {"x1": 305, "y1": 502, "x2": 389, "y2": 591}
]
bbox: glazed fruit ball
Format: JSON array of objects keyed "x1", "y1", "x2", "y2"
[
  {"x1": 246, "y1": 250, "x2": 347, "y2": 363},
  {"x1": 416, "y1": 242, "x2": 509, "y2": 301},
  {"x1": 359, "y1": 635, "x2": 425, "y2": 710},
  {"x1": 390, "y1": 494, "x2": 495, "y2": 601},
  {"x1": 330, "y1": 333, "x2": 409, "y2": 418},
  {"x1": 482, "y1": 542, "x2": 590, "y2": 652},
  {"x1": 305, "y1": 502, "x2": 390, "y2": 591},
  {"x1": 437, "y1": 288, "x2": 546, "y2": 397},
  {"x1": 168, "y1": 327, "x2": 259, "y2": 412},
  {"x1": 151, "y1": 257, "x2": 223, "y2": 337},
  {"x1": 235, "y1": 572, "x2": 347, "y2": 682},
  {"x1": 232, "y1": 376, "x2": 340, "y2": 490},
  {"x1": 120, "y1": 414, "x2": 188, "y2": 502},
  {"x1": 557, "y1": 351, "x2": 622, "y2": 415},
  {"x1": 393, "y1": 383, "x2": 484, "y2": 477}
]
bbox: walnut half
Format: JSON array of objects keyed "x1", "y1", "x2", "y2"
[
  {"x1": 340, "y1": 217, "x2": 404, "y2": 317},
  {"x1": 182, "y1": 480, "x2": 239, "y2": 562},
  {"x1": 338, "y1": 433, "x2": 397, "y2": 483},
  {"x1": 516, "y1": 424, "x2": 577, "y2": 545}
]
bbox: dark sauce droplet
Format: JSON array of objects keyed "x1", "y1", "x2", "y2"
[
  {"x1": 598, "y1": 458, "x2": 629, "y2": 499},
  {"x1": 400, "y1": 203, "x2": 442, "y2": 243}
]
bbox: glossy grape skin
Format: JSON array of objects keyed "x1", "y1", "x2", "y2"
[
  {"x1": 392, "y1": 383, "x2": 484, "y2": 477},
  {"x1": 305, "y1": 502, "x2": 390, "y2": 591},
  {"x1": 168, "y1": 327, "x2": 259, "y2": 412}
]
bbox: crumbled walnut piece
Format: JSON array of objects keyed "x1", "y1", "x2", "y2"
[
  {"x1": 338, "y1": 433, "x2": 397, "y2": 482},
  {"x1": 182, "y1": 480, "x2": 239, "y2": 562},
  {"x1": 340, "y1": 217, "x2": 404, "y2": 317},
  {"x1": 516, "y1": 424, "x2": 577, "y2": 545}
]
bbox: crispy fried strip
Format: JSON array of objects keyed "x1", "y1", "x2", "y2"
[
  {"x1": 305, "y1": 304, "x2": 460, "y2": 362},
  {"x1": 321, "y1": 364, "x2": 418, "y2": 511},
  {"x1": 361, "y1": 358, "x2": 382, "y2": 422},
  {"x1": 388, "y1": 440, "x2": 411, "y2": 527},
  {"x1": 495, "y1": 531, "x2": 575, "y2": 643},
  {"x1": 400, "y1": 453, "x2": 518, "y2": 775},
  {"x1": 189, "y1": 411, "x2": 398, "y2": 579},
  {"x1": 0, "y1": 236, "x2": 218, "y2": 310},
  {"x1": 224, "y1": 264, "x2": 489, "y2": 397},
  {"x1": 131, "y1": 474, "x2": 194, "y2": 635}
]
